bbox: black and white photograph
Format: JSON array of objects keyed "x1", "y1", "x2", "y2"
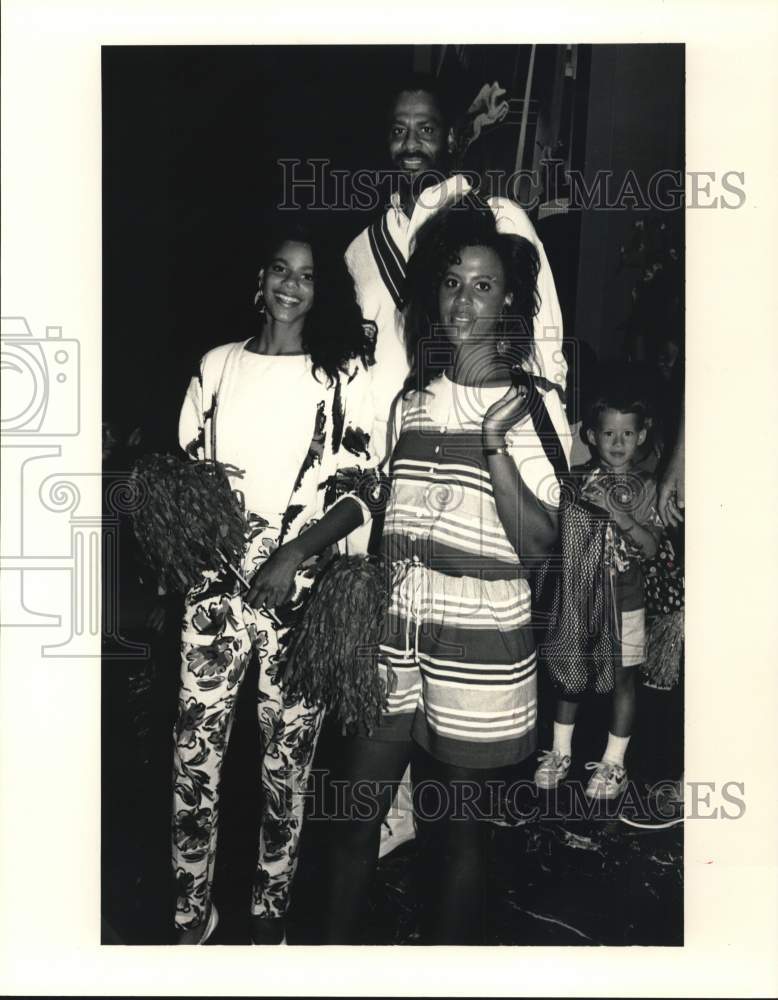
[
  {"x1": 2, "y1": 1, "x2": 777, "y2": 996},
  {"x1": 101, "y1": 41, "x2": 688, "y2": 947}
]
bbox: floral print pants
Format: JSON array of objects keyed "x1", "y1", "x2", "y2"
[{"x1": 171, "y1": 542, "x2": 324, "y2": 930}]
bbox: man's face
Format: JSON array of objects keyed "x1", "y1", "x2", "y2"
[{"x1": 388, "y1": 90, "x2": 449, "y2": 179}]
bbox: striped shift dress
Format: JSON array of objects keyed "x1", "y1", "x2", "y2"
[{"x1": 376, "y1": 373, "x2": 572, "y2": 769}]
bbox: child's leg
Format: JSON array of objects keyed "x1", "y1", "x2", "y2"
[
  {"x1": 535, "y1": 698, "x2": 578, "y2": 788},
  {"x1": 597, "y1": 664, "x2": 636, "y2": 768},
  {"x1": 553, "y1": 698, "x2": 578, "y2": 754},
  {"x1": 556, "y1": 699, "x2": 579, "y2": 726},
  {"x1": 610, "y1": 664, "x2": 637, "y2": 740},
  {"x1": 584, "y1": 666, "x2": 635, "y2": 799},
  {"x1": 602, "y1": 589, "x2": 645, "y2": 764}
]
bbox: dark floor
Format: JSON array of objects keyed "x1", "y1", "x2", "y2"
[{"x1": 101, "y1": 620, "x2": 683, "y2": 947}]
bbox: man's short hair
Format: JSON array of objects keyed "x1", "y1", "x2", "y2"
[{"x1": 385, "y1": 73, "x2": 456, "y2": 129}]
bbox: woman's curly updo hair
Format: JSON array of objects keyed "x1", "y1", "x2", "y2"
[
  {"x1": 402, "y1": 197, "x2": 541, "y2": 394},
  {"x1": 256, "y1": 216, "x2": 375, "y2": 385}
]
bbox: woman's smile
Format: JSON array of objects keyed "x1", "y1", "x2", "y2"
[
  {"x1": 273, "y1": 291, "x2": 303, "y2": 308},
  {"x1": 260, "y1": 240, "x2": 315, "y2": 324}
]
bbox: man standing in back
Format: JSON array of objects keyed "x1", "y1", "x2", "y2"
[
  {"x1": 344, "y1": 73, "x2": 570, "y2": 857},
  {"x1": 346, "y1": 73, "x2": 568, "y2": 461}
]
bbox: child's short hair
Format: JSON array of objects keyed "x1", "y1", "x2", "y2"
[{"x1": 585, "y1": 393, "x2": 649, "y2": 433}]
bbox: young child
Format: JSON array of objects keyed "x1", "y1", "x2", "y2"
[{"x1": 535, "y1": 391, "x2": 663, "y2": 799}]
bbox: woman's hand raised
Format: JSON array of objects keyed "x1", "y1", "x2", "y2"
[{"x1": 482, "y1": 381, "x2": 531, "y2": 445}]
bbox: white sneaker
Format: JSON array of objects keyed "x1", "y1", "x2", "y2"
[
  {"x1": 584, "y1": 760, "x2": 628, "y2": 800},
  {"x1": 533, "y1": 749, "x2": 572, "y2": 789}
]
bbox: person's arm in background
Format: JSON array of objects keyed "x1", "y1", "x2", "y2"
[
  {"x1": 658, "y1": 410, "x2": 685, "y2": 527},
  {"x1": 489, "y1": 197, "x2": 567, "y2": 397}
]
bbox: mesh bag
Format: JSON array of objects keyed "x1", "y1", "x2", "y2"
[{"x1": 535, "y1": 500, "x2": 616, "y2": 696}]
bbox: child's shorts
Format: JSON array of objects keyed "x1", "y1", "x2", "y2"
[{"x1": 612, "y1": 565, "x2": 647, "y2": 669}]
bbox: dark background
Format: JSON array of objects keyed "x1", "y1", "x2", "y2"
[
  {"x1": 103, "y1": 45, "x2": 413, "y2": 450},
  {"x1": 103, "y1": 43, "x2": 684, "y2": 451}
]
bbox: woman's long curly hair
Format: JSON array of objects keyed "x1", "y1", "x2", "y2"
[
  {"x1": 255, "y1": 217, "x2": 375, "y2": 385},
  {"x1": 402, "y1": 197, "x2": 541, "y2": 394}
]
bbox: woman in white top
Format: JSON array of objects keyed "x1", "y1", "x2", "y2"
[{"x1": 173, "y1": 219, "x2": 379, "y2": 944}]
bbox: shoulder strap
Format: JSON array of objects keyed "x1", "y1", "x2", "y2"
[
  {"x1": 367, "y1": 212, "x2": 407, "y2": 311},
  {"x1": 524, "y1": 374, "x2": 570, "y2": 484}
]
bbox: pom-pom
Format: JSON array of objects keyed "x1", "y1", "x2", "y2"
[
  {"x1": 641, "y1": 610, "x2": 684, "y2": 690},
  {"x1": 280, "y1": 555, "x2": 397, "y2": 733},
  {"x1": 130, "y1": 453, "x2": 247, "y2": 593}
]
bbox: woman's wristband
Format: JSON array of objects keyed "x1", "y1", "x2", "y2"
[
  {"x1": 482, "y1": 430, "x2": 507, "y2": 451},
  {"x1": 484, "y1": 445, "x2": 510, "y2": 457}
]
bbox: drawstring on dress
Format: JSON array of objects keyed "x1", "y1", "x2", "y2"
[{"x1": 396, "y1": 556, "x2": 426, "y2": 662}]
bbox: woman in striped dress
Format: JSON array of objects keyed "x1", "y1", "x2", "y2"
[{"x1": 321, "y1": 202, "x2": 572, "y2": 944}]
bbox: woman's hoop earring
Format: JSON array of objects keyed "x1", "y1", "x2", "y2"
[
  {"x1": 496, "y1": 311, "x2": 511, "y2": 355},
  {"x1": 254, "y1": 286, "x2": 266, "y2": 313}
]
